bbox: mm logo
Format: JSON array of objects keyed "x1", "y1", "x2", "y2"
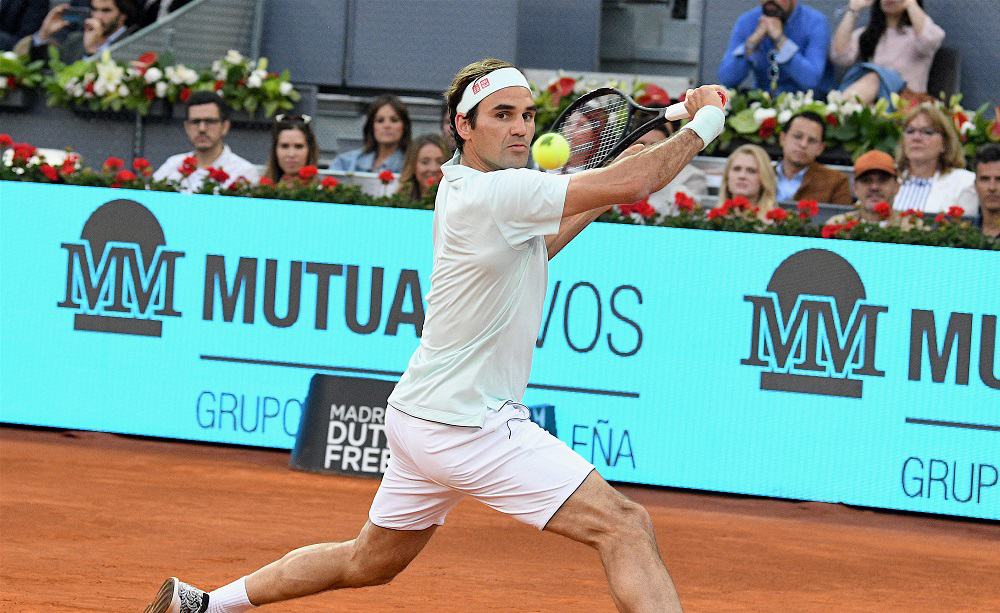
[
  {"x1": 57, "y1": 199, "x2": 185, "y2": 337},
  {"x1": 740, "y1": 249, "x2": 888, "y2": 398}
]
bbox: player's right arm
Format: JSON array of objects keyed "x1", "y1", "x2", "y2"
[{"x1": 561, "y1": 85, "x2": 726, "y2": 219}]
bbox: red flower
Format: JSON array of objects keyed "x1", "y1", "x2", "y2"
[
  {"x1": 636, "y1": 83, "x2": 670, "y2": 107},
  {"x1": 730, "y1": 196, "x2": 751, "y2": 210},
  {"x1": 844, "y1": 219, "x2": 860, "y2": 231},
  {"x1": 378, "y1": 169, "x2": 395, "y2": 184},
  {"x1": 758, "y1": 117, "x2": 778, "y2": 139},
  {"x1": 179, "y1": 87, "x2": 192, "y2": 102},
  {"x1": 84, "y1": 81, "x2": 95, "y2": 95},
  {"x1": 707, "y1": 206, "x2": 727, "y2": 220},
  {"x1": 934, "y1": 212, "x2": 947, "y2": 224},
  {"x1": 873, "y1": 201, "x2": 892, "y2": 219},
  {"x1": 947, "y1": 205, "x2": 965, "y2": 219},
  {"x1": 901, "y1": 208, "x2": 924, "y2": 218},
  {"x1": 39, "y1": 164, "x2": 59, "y2": 181},
  {"x1": 143, "y1": 86, "x2": 156, "y2": 101},
  {"x1": 821, "y1": 223, "x2": 843, "y2": 239},
  {"x1": 674, "y1": 191, "x2": 696, "y2": 212},
  {"x1": 320, "y1": 176, "x2": 339, "y2": 189},
  {"x1": 952, "y1": 111, "x2": 968, "y2": 132},
  {"x1": 207, "y1": 167, "x2": 230, "y2": 184},
  {"x1": 631, "y1": 198, "x2": 656, "y2": 218},
  {"x1": 0, "y1": 133, "x2": 12, "y2": 148},
  {"x1": 103, "y1": 156, "x2": 125, "y2": 171},
  {"x1": 137, "y1": 51, "x2": 158, "y2": 66},
  {"x1": 796, "y1": 199, "x2": 819, "y2": 219},
  {"x1": 133, "y1": 157, "x2": 152, "y2": 176},
  {"x1": 60, "y1": 157, "x2": 78, "y2": 175},
  {"x1": 12, "y1": 142, "x2": 36, "y2": 163},
  {"x1": 546, "y1": 77, "x2": 576, "y2": 99},
  {"x1": 825, "y1": 113, "x2": 838, "y2": 127},
  {"x1": 179, "y1": 156, "x2": 198, "y2": 177},
  {"x1": 214, "y1": 79, "x2": 225, "y2": 91},
  {"x1": 115, "y1": 169, "x2": 137, "y2": 182},
  {"x1": 297, "y1": 165, "x2": 318, "y2": 180},
  {"x1": 425, "y1": 176, "x2": 438, "y2": 188},
  {"x1": 259, "y1": 176, "x2": 275, "y2": 186},
  {"x1": 765, "y1": 208, "x2": 789, "y2": 222}
]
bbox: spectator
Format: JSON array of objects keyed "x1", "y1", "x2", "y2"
[
  {"x1": 330, "y1": 94, "x2": 410, "y2": 174},
  {"x1": 137, "y1": 0, "x2": 194, "y2": 29},
  {"x1": 974, "y1": 144, "x2": 1000, "y2": 238},
  {"x1": 775, "y1": 111, "x2": 851, "y2": 204},
  {"x1": 830, "y1": 0, "x2": 944, "y2": 106},
  {"x1": 1, "y1": 0, "x2": 47, "y2": 51},
  {"x1": 15, "y1": 0, "x2": 139, "y2": 63},
  {"x1": 263, "y1": 114, "x2": 319, "y2": 184},
  {"x1": 152, "y1": 91, "x2": 258, "y2": 192},
  {"x1": 397, "y1": 134, "x2": 448, "y2": 201},
  {"x1": 719, "y1": 144, "x2": 778, "y2": 219},
  {"x1": 893, "y1": 102, "x2": 977, "y2": 217},
  {"x1": 635, "y1": 124, "x2": 708, "y2": 215},
  {"x1": 440, "y1": 101, "x2": 456, "y2": 150},
  {"x1": 826, "y1": 149, "x2": 917, "y2": 228},
  {"x1": 718, "y1": 0, "x2": 834, "y2": 96}
]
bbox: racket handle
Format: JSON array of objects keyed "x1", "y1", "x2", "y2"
[{"x1": 662, "y1": 101, "x2": 690, "y2": 121}]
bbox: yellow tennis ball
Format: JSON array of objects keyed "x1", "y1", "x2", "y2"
[{"x1": 532, "y1": 133, "x2": 570, "y2": 170}]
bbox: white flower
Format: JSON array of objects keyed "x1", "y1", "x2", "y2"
[
  {"x1": 279, "y1": 81, "x2": 293, "y2": 96},
  {"x1": 826, "y1": 102, "x2": 840, "y2": 115},
  {"x1": 778, "y1": 109, "x2": 792, "y2": 125},
  {"x1": 0, "y1": 76, "x2": 7, "y2": 90},
  {"x1": 246, "y1": 73, "x2": 262, "y2": 89},
  {"x1": 225, "y1": 49, "x2": 244, "y2": 65},
  {"x1": 2, "y1": 51, "x2": 17, "y2": 60},
  {"x1": 144, "y1": 66, "x2": 163, "y2": 84},
  {"x1": 827, "y1": 90, "x2": 845, "y2": 104},
  {"x1": 155, "y1": 81, "x2": 168, "y2": 98},
  {"x1": 73, "y1": 84, "x2": 85, "y2": 97},
  {"x1": 93, "y1": 80, "x2": 110, "y2": 96},
  {"x1": 96, "y1": 60, "x2": 124, "y2": 86},
  {"x1": 960, "y1": 121, "x2": 975, "y2": 135},
  {"x1": 753, "y1": 107, "x2": 777, "y2": 123},
  {"x1": 118, "y1": 84, "x2": 129, "y2": 97}
]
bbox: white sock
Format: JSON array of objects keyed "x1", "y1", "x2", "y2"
[{"x1": 207, "y1": 576, "x2": 255, "y2": 613}]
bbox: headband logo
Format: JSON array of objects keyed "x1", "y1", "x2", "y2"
[{"x1": 472, "y1": 77, "x2": 490, "y2": 95}]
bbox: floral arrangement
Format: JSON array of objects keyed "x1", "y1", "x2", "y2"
[
  {"x1": 3, "y1": 135, "x2": 995, "y2": 250},
  {"x1": 44, "y1": 49, "x2": 299, "y2": 117},
  {"x1": 0, "y1": 51, "x2": 44, "y2": 100}
]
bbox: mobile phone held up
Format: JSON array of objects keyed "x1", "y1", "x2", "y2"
[{"x1": 63, "y1": 6, "x2": 91, "y2": 30}]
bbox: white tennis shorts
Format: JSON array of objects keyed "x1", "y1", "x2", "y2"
[{"x1": 369, "y1": 402, "x2": 595, "y2": 531}]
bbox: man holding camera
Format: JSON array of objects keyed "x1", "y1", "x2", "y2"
[{"x1": 14, "y1": 0, "x2": 138, "y2": 63}]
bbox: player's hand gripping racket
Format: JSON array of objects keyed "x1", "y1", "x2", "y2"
[{"x1": 548, "y1": 87, "x2": 726, "y2": 173}]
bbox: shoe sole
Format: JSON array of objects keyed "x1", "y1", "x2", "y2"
[{"x1": 144, "y1": 577, "x2": 178, "y2": 613}]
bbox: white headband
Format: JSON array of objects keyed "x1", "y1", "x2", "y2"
[{"x1": 455, "y1": 67, "x2": 531, "y2": 115}]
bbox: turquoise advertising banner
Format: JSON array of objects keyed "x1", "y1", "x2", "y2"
[{"x1": 1, "y1": 182, "x2": 997, "y2": 519}]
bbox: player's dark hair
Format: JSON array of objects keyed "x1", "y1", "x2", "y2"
[
  {"x1": 784, "y1": 111, "x2": 826, "y2": 140},
  {"x1": 859, "y1": 0, "x2": 922, "y2": 63},
  {"x1": 444, "y1": 58, "x2": 515, "y2": 152}
]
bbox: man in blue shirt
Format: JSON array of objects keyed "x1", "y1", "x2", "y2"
[{"x1": 718, "y1": 0, "x2": 834, "y2": 96}]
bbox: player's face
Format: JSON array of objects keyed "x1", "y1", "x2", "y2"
[
  {"x1": 727, "y1": 152, "x2": 762, "y2": 200},
  {"x1": 976, "y1": 160, "x2": 1000, "y2": 213},
  {"x1": 461, "y1": 87, "x2": 536, "y2": 171},
  {"x1": 854, "y1": 170, "x2": 899, "y2": 211}
]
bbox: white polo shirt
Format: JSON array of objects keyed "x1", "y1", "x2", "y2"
[
  {"x1": 387, "y1": 154, "x2": 570, "y2": 427},
  {"x1": 152, "y1": 145, "x2": 259, "y2": 193}
]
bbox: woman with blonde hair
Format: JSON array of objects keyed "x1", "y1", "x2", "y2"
[
  {"x1": 893, "y1": 102, "x2": 977, "y2": 216},
  {"x1": 396, "y1": 134, "x2": 450, "y2": 201},
  {"x1": 718, "y1": 144, "x2": 778, "y2": 220}
]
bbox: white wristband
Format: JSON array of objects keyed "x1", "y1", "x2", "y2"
[{"x1": 682, "y1": 106, "x2": 727, "y2": 150}]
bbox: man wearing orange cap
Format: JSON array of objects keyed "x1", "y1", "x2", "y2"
[{"x1": 827, "y1": 149, "x2": 920, "y2": 229}]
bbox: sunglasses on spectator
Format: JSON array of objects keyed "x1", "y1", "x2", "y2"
[
  {"x1": 276, "y1": 114, "x2": 312, "y2": 125},
  {"x1": 903, "y1": 127, "x2": 940, "y2": 137},
  {"x1": 184, "y1": 118, "x2": 223, "y2": 127}
]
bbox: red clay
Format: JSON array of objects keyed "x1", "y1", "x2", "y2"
[{"x1": 1, "y1": 426, "x2": 998, "y2": 612}]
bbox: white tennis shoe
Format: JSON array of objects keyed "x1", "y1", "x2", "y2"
[{"x1": 144, "y1": 577, "x2": 209, "y2": 613}]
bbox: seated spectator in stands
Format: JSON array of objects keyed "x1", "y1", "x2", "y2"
[
  {"x1": 440, "y1": 102, "x2": 456, "y2": 151},
  {"x1": 893, "y1": 102, "x2": 977, "y2": 217},
  {"x1": 775, "y1": 111, "x2": 851, "y2": 204},
  {"x1": 826, "y1": 150, "x2": 917, "y2": 228},
  {"x1": 719, "y1": 144, "x2": 778, "y2": 220},
  {"x1": 397, "y1": 134, "x2": 449, "y2": 201},
  {"x1": 830, "y1": 0, "x2": 944, "y2": 106},
  {"x1": 635, "y1": 124, "x2": 708, "y2": 215},
  {"x1": 330, "y1": 94, "x2": 410, "y2": 174},
  {"x1": 152, "y1": 91, "x2": 258, "y2": 192},
  {"x1": 15, "y1": 0, "x2": 139, "y2": 63},
  {"x1": 137, "y1": 0, "x2": 194, "y2": 29},
  {"x1": 1, "y1": 0, "x2": 47, "y2": 51},
  {"x1": 974, "y1": 144, "x2": 1000, "y2": 238},
  {"x1": 263, "y1": 114, "x2": 319, "y2": 184},
  {"x1": 718, "y1": 0, "x2": 834, "y2": 95}
]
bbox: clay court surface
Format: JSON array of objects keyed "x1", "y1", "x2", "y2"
[{"x1": 2, "y1": 426, "x2": 998, "y2": 612}]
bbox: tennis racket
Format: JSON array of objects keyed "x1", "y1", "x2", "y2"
[{"x1": 547, "y1": 87, "x2": 724, "y2": 173}]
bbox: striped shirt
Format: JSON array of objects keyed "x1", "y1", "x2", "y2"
[{"x1": 893, "y1": 174, "x2": 935, "y2": 212}]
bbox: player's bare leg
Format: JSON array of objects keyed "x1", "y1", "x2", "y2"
[
  {"x1": 244, "y1": 522, "x2": 436, "y2": 605},
  {"x1": 545, "y1": 472, "x2": 682, "y2": 613}
]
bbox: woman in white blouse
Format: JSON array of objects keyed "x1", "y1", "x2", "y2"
[{"x1": 893, "y1": 102, "x2": 977, "y2": 217}]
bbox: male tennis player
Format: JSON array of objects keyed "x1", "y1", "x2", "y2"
[{"x1": 145, "y1": 58, "x2": 726, "y2": 613}]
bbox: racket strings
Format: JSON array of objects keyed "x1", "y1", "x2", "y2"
[{"x1": 555, "y1": 94, "x2": 631, "y2": 170}]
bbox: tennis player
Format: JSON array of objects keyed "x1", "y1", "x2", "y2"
[{"x1": 145, "y1": 58, "x2": 726, "y2": 613}]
